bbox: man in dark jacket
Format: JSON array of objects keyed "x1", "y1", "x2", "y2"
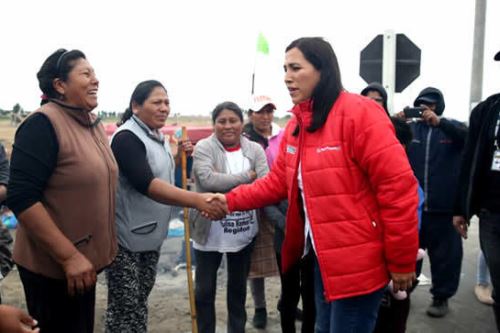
[
  {"x1": 361, "y1": 82, "x2": 390, "y2": 116},
  {"x1": 454, "y1": 50, "x2": 500, "y2": 329},
  {"x1": 399, "y1": 87, "x2": 468, "y2": 318}
]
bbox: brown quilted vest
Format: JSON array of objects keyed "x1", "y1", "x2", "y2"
[{"x1": 13, "y1": 101, "x2": 118, "y2": 279}]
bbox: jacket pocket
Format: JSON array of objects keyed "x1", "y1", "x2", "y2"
[{"x1": 130, "y1": 221, "x2": 158, "y2": 235}]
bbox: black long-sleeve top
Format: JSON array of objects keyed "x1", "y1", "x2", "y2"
[{"x1": 7, "y1": 115, "x2": 156, "y2": 216}]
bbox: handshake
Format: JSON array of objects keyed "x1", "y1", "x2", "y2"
[{"x1": 196, "y1": 193, "x2": 229, "y2": 220}]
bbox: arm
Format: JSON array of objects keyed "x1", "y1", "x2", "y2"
[
  {"x1": 453, "y1": 103, "x2": 482, "y2": 218},
  {"x1": 192, "y1": 140, "x2": 253, "y2": 192},
  {"x1": 111, "y1": 131, "x2": 225, "y2": 219},
  {"x1": 353, "y1": 103, "x2": 419, "y2": 276},
  {"x1": 439, "y1": 118, "x2": 468, "y2": 147},
  {"x1": 0, "y1": 144, "x2": 9, "y2": 203},
  {"x1": 226, "y1": 124, "x2": 291, "y2": 212},
  {"x1": 6, "y1": 114, "x2": 95, "y2": 295}
]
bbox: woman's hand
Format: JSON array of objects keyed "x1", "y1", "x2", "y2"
[
  {"x1": 61, "y1": 251, "x2": 97, "y2": 296},
  {"x1": 0, "y1": 305, "x2": 39, "y2": 332},
  {"x1": 197, "y1": 193, "x2": 228, "y2": 220},
  {"x1": 390, "y1": 271, "x2": 416, "y2": 292},
  {"x1": 178, "y1": 139, "x2": 194, "y2": 157},
  {"x1": 248, "y1": 170, "x2": 257, "y2": 181}
]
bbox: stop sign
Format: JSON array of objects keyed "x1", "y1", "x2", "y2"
[{"x1": 360, "y1": 33, "x2": 421, "y2": 92}]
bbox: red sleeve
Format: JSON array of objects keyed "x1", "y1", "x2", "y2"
[
  {"x1": 351, "y1": 99, "x2": 419, "y2": 273},
  {"x1": 226, "y1": 122, "x2": 292, "y2": 212}
]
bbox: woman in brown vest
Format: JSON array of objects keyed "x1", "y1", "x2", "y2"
[{"x1": 7, "y1": 49, "x2": 118, "y2": 333}]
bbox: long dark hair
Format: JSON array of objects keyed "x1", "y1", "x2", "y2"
[
  {"x1": 286, "y1": 37, "x2": 343, "y2": 134},
  {"x1": 37, "y1": 49, "x2": 86, "y2": 105},
  {"x1": 118, "y1": 80, "x2": 167, "y2": 126}
]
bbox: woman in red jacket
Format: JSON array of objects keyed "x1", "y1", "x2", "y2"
[{"x1": 213, "y1": 37, "x2": 419, "y2": 333}]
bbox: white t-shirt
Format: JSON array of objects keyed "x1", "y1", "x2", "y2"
[
  {"x1": 194, "y1": 148, "x2": 259, "y2": 252},
  {"x1": 298, "y1": 162, "x2": 317, "y2": 255}
]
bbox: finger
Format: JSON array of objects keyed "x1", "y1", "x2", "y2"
[
  {"x1": 67, "y1": 278, "x2": 76, "y2": 296},
  {"x1": 19, "y1": 311, "x2": 35, "y2": 325},
  {"x1": 75, "y1": 277, "x2": 85, "y2": 295}
]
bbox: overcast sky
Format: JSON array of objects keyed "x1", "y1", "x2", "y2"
[{"x1": 1, "y1": 0, "x2": 499, "y2": 121}]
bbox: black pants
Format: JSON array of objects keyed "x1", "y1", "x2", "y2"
[
  {"x1": 373, "y1": 291, "x2": 410, "y2": 333},
  {"x1": 277, "y1": 251, "x2": 315, "y2": 333},
  {"x1": 478, "y1": 209, "x2": 500, "y2": 330},
  {"x1": 417, "y1": 211, "x2": 463, "y2": 300},
  {"x1": 18, "y1": 265, "x2": 95, "y2": 333},
  {"x1": 194, "y1": 241, "x2": 254, "y2": 333}
]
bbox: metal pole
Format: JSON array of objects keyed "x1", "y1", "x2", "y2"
[
  {"x1": 181, "y1": 126, "x2": 198, "y2": 333},
  {"x1": 469, "y1": 0, "x2": 487, "y2": 112},
  {"x1": 383, "y1": 30, "x2": 396, "y2": 114}
]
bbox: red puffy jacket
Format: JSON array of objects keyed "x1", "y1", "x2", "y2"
[{"x1": 226, "y1": 91, "x2": 419, "y2": 301}]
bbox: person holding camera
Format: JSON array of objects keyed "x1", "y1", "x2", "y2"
[{"x1": 397, "y1": 87, "x2": 467, "y2": 318}]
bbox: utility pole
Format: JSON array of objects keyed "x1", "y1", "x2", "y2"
[{"x1": 469, "y1": 0, "x2": 487, "y2": 112}]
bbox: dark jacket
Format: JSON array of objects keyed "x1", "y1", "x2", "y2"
[
  {"x1": 407, "y1": 89, "x2": 468, "y2": 213},
  {"x1": 454, "y1": 93, "x2": 500, "y2": 219}
]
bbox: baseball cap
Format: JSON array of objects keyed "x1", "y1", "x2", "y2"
[{"x1": 249, "y1": 95, "x2": 276, "y2": 112}]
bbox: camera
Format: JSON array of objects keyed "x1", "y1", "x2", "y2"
[{"x1": 403, "y1": 106, "x2": 425, "y2": 118}]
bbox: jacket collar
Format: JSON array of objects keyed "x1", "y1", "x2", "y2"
[
  {"x1": 291, "y1": 99, "x2": 313, "y2": 128},
  {"x1": 49, "y1": 99, "x2": 100, "y2": 128},
  {"x1": 209, "y1": 133, "x2": 252, "y2": 154},
  {"x1": 131, "y1": 115, "x2": 165, "y2": 144}
]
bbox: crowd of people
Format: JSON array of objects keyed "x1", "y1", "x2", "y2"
[{"x1": 0, "y1": 38, "x2": 498, "y2": 333}]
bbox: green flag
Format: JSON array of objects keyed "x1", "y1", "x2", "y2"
[{"x1": 256, "y1": 33, "x2": 269, "y2": 55}]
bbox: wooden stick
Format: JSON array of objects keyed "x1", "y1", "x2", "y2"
[{"x1": 181, "y1": 126, "x2": 198, "y2": 333}]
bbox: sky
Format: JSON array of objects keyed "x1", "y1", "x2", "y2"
[{"x1": 1, "y1": 0, "x2": 499, "y2": 121}]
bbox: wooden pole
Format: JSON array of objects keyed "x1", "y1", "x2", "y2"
[{"x1": 181, "y1": 126, "x2": 198, "y2": 333}]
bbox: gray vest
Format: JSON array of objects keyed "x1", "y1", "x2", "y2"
[{"x1": 112, "y1": 116, "x2": 175, "y2": 252}]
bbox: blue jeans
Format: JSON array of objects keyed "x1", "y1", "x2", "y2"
[
  {"x1": 477, "y1": 250, "x2": 491, "y2": 285},
  {"x1": 314, "y1": 255, "x2": 384, "y2": 333}
]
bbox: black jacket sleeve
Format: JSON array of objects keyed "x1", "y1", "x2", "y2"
[
  {"x1": 6, "y1": 113, "x2": 58, "y2": 216},
  {"x1": 453, "y1": 105, "x2": 483, "y2": 217},
  {"x1": 0, "y1": 144, "x2": 9, "y2": 186},
  {"x1": 439, "y1": 118, "x2": 468, "y2": 148},
  {"x1": 111, "y1": 130, "x2": 155, "y2": 195}
]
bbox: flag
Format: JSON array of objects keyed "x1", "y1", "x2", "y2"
[{"x1": 256, "y1": 33, "x2": 269, "y2": 55}]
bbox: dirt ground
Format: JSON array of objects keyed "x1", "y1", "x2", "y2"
[{"x1": 1, "y1": 234, "x2": 285, "y2": 333}]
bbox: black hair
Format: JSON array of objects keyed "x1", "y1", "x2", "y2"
[
  {"x1": 118, "y1": 80, "x2": 167, "y2": 126},
  {"x1": 286, "y1": 37, "x2": 344, "y2": 135},
  {"x1": 211, "y1": 101, "x2": 243, "y2": 124},
  {"x1": 37, "y1": 49, "x2": 86, "y2": 105},
  {"x1": 391, "y1": 117, "x2": 413, "y2": 148}
]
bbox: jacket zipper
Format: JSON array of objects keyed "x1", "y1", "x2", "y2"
[{"x1": 423, "y1": 128, "x2": 433, "y2": 211}]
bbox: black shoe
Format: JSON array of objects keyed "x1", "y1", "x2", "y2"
[
  {"x1": 426, "y1": 299, "x2": 449, "y2": 317},
  {"x1": 253, "y1": 307, "x2": 267, "y2": 329}
]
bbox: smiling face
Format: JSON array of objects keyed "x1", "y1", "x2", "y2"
[
  {"x1": 54, "y1": 58, "x2": 99, "y2": 111},
  {"x1": 214, "y1": 109, "x2": 243, "y2": 148},
  {"x1": 132, "y1": 86, "x2": 170, "y2": 129},
  {"x1": 284, "y1": 47, "x2": 321, "y2": 104}
]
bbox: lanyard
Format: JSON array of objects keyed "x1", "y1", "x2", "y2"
[{"x1": 495, "y1": 111, "x2": 500, "y2": 150}]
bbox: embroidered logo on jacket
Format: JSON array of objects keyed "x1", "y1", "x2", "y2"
[
  {"x1": 286, "y1": 145, "x2": 297, "y2": 154},
  {"x1": 316, "y1": 145, "x2": 341, "y2": 153}
]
